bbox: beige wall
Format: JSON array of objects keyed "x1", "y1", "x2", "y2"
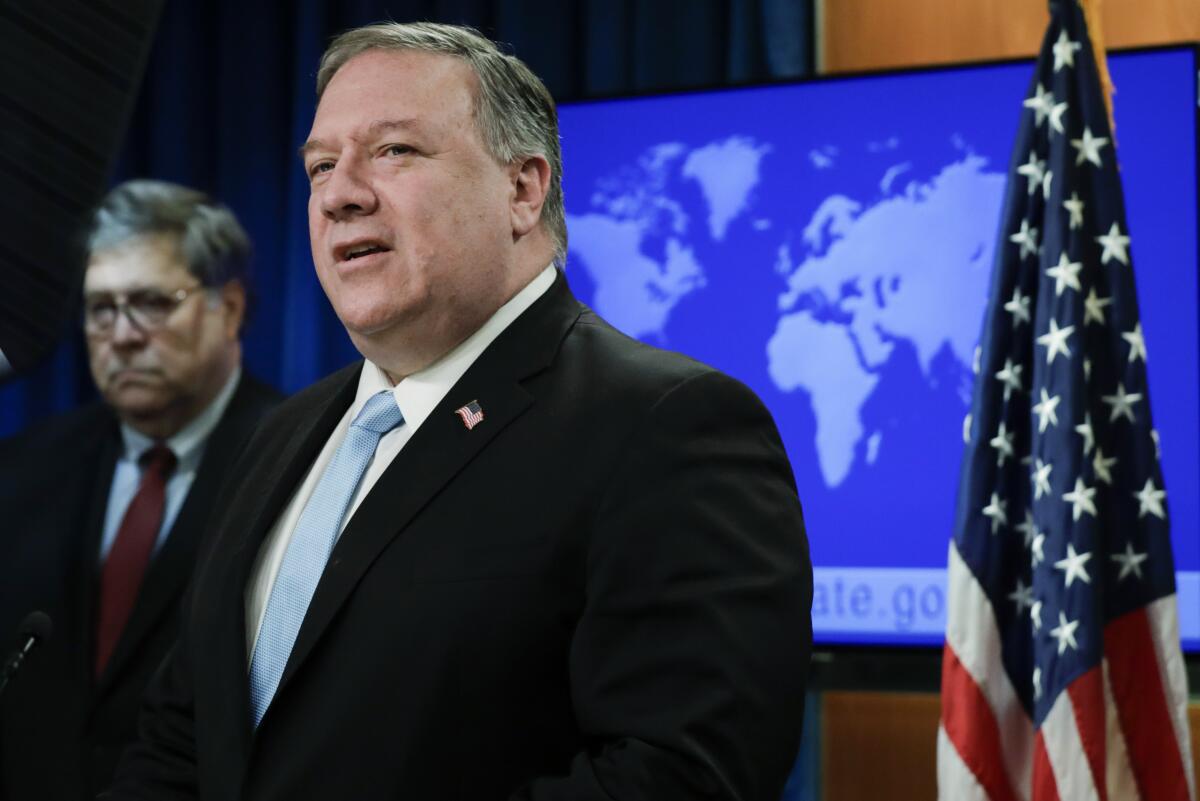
[{"x1": 819, "y1": 0, "x2": 1200, "y2": 73}]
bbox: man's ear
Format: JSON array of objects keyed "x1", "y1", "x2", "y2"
[
  {"x1": 218, "y1": 279, "x2": 247, "y2": 339},
  {"x1": 510, "y1": 155, "x2": 552, "y2": 237}
]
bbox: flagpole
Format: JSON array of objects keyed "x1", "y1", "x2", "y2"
[{"x1": 1077, "y1": 0, "x2": 1117, "y2": 137}]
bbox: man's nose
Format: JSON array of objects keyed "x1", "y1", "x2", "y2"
[
  {"x1": 109, "y1": 307, "x2": 148, "y2": 347},
  {"x1": 320, "y1": 160, "x2": 378, "y2": 220}
]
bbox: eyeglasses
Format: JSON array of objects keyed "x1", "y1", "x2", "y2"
[{"x1": 83, "y1": 285, "x2": 207, "y2": 335}]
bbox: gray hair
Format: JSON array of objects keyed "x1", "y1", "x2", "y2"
[
  {"x1": 87, "y1": 179, "x2": 252, "y2": 287},
  {"x1": 316, "y1": 22, "x2": 566, "y2": 267}
]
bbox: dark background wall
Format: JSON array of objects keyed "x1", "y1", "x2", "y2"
[{"x1": 0, "y1": 0, "x2": 814, "y2": 435}]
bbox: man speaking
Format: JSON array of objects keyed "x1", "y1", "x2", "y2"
[{"x1": 109, "y1": 22, "x2": 812, "y2": 801}]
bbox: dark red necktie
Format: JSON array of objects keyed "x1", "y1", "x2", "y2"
[{"x1": 95, "y1": 444, "x2": 177, "y2": 676}]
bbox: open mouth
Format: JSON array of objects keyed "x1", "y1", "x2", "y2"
[{"x1": 336, "y1": 241, "x2": 391, "y2": 263}]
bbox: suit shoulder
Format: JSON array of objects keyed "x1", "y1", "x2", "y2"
[
  {"x1": 564, "y1": 308, "x2": 763, "y2": 410},
  {"x1": 251, "y1": 361, "x2": 359, "y2": 435},
  {"x1": 238, "y1": 372, "x2": 285, "y2": 407},
  {"x1": 0, "y1": 402, "x2": 111, "y2": 459},
  {"x1": 0, "y1": 403, "x2": 114, "y2": 504},
  {"x1": 227, "y1": 372, "x2": 285, "y2": 424}
]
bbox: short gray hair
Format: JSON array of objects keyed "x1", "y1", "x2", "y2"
[
  {"x1": 87, "y1": 179, "x2": 252, "y2": 287},
  {"x1": 316, "y1": 22, "x2": 566, "y2": 267}
]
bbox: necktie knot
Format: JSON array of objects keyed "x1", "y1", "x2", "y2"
[
  {"x1": 352, "y1": 391, "x2": 404, "y2": 435},
  {"x1": 139, "y1": 443, "x2": 177, "y2": 477}
]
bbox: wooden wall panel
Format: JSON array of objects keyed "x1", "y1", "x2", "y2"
[
  {"x1": 822, "y1": 691, "x2": 940, "y2": 800},
  {"x1": 821, "y1": 692, "x2": 1200, "y2": 801},
  {"x1": 820, "y1": 0, "x2": 1200, "y2": 74}
]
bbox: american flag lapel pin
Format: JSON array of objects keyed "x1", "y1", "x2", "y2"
[{"x1": 454, "y1": 400, "x2": 484, "y2": 430}]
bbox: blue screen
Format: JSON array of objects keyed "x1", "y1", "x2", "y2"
[{"x1": 559, "y1": 48, "x2": 1199, "y2": 649}]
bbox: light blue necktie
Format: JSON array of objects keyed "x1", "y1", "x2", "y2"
[{"x1": 248, "y1": 390, "x2": 403, "y2": 728}]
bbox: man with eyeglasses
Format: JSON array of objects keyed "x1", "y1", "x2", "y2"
[{"x1": 0, "y1": 179, "x2": 280, "y2": 801}]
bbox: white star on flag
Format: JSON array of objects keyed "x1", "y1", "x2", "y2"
[
  {"x1": 995, "y1": 359, "x2": 1023, "y2": 400},
  {"x1": 1008, "y1": 579, "x2": 1034, "y2": 615},
  {"x1": 1009, "y1": 219, "x2": 1040, "y2": 260},
  {"x1": 1032, "y1": 458, "x2": 1054, "y2": 500},
  {"x1": 1052, "y1": 29, "x2": 1082, "y2": 71},
  {"x1": 1016, "y1": 509, "x2": 1036, "y2": 546},
  {"x1": 1023, "y1": 82, "x2": 1054, "y2": 126},
  {"x1": 1031, "y1": 534, "x2": 1045, "y2": 568},
  {"x1": 1032, "y1": 389, "x2": 1061, "y2": 433},
  {"x1": 1111, "y1": 542, "x2": 1149, "y2": 582},
  {"x1": 982, "y1": 492, "x2": 1007, "y2": 534},
  {"x1": 1033, "y1": 666, "x2": 1043, "y2": 699},
  {"x1": 1096, "y1": 221, "x2": 1131, "y2": 265},
  {"x1": 1062, "y1": 478, "x2": 1098, "y2": 522},
  {"x1": 1050, "y1": 611, "x2": 1081, "y2": 654},
  {"x1": 1004, "y1": 287, "x2": 1032, "y2": 326},
  {"x1": 1122, "y1": 323, "x2": 1147, "y2": 363},
  {"x1": 1046, "y1": 251, "x2": 1083, "y2": 295},
  {"x1": 1083, "y1": 288, "x2": 1111, "y2": 326},
  {"x1": 1063, "y1": 191, "x2": 1085, "y2": 229},
  {"x1": 1071, "y1": 126, "x2": 1109, "y2": 168},
  {"x1": 1102, "y1": 382, "x2": 1142, "y2": 423},
  {"x1": 1017, "y1": 152, "x2": 1048, "y2": 195},
  {"x1": 1093, "y1": 447, "x2": 1117, "y2": 485},
  {"x1": 990, "y1": 422, "x2": 1015, "y2": 466},
  {"x1": 1037, "y1": 318, "x2": 1074, "y2": 364},
  {"x1": 1074, "y1": 413, "x2": 1095, "y2": 454},
  {"x1": 1048, "y1": 101, "x2": 1069, "y2": 135},
  {"x1": 1134, "y1": 478, "x2": 1167, "y2": 519}
]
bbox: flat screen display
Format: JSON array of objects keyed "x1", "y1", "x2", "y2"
[{"x1": 558, "y1": 47, "x2": 1200, "y2": 649}]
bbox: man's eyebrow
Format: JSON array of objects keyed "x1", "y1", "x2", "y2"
[
  {"x1": 298, "y1": 119, "x2": 421, "y2": 161},
  {"x1": 298, "y1": 139, "x2": 330, "y2": 161},
  {"x1": 366, "y1": 118, "x2": 419, "y2": 137}
]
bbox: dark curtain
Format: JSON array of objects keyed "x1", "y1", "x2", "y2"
[
  {"x1": 0, "y1": 0, "x2": 813, "y2": 433},
  {"x1": 0, "y1": 2, "x2": 818, "y2": 795}
]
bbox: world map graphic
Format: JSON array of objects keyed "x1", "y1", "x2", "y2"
[
  {"x1": 556, "y1": 51, "x2": 1200, "y2": 646},
  {"x1": 567, "y1": 135, "x2": 1002, "y2": 495}
]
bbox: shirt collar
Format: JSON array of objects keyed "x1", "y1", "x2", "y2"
[
  {"x1": 354, "y1": 264, "x2": 557, "y2": 435},
  {"x1": 120, "y1": 365, "x2": 242, "y2": 469}
]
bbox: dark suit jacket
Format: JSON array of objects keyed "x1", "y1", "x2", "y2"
[
  {"x1": 109, "y1": 275, "x2": 813, "y2": 801},
  {"x1": 0, "y1": 374, "x2": 280, "y2": 801}
]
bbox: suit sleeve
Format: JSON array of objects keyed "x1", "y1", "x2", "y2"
[
  {"x1": 99, "y1": 593, "x2": 200, "y2": 800},
  {"x1": 510, "y1": 370, "x2": 813, "y2": 801}
]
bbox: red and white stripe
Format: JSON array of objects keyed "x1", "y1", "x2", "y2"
[{"x1": 939, "y1": 541, "x2": 1195, "y2": 801}]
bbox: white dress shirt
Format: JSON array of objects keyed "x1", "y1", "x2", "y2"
[
  {"x1": 99, "y1": 366, "x2": 243, "y2": 562},
  {"x1": 245, "y1": 265, "x2": 556, "y2": 661}
]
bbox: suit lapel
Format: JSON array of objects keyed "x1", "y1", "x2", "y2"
[
  {"x1": 171, "y1": 366, "x2": 358, "y2": 789},
  {"x1": 268, "y1": 273, "x2": 582, "y2": 709},
  {"x1": 74, "y1": 414, "x2": 121, "y2": 691},
  {"x1": 232, "y1": 366, "x2": 362, "y2": 565},
  {"x1": 93, "y1": 377, "x2": 276, "y2": 696},
  {"x1": 205, "y1": 366, "x2": 361, "y2": 730}
]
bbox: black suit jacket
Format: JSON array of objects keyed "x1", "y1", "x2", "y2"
[
  {"x1": 0, "y1": 374, "x2": 280, "y2": 801},
  {"x1": 109, "y1": 276, "x2": 813, "y2": 801}
]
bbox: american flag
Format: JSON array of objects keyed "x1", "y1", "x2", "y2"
[
  {"x1": 938, "y1": 2, "x2": 1195, "y2": 800},
  {"x1": 455, "y1": 400, "x2": 485, "y2": 430}
]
